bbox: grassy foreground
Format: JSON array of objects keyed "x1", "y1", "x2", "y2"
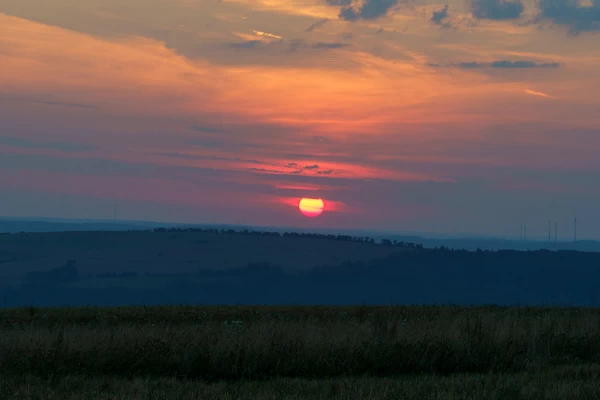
[
  {"x1": 1, "y1": 306, "x2": 600, "y2": 398},
  {"x1": 3, "y1": 367, "x2": 600, "y2": 400}
]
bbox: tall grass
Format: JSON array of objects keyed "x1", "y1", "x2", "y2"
[
  {"x1": 4, "y1": 367, "x2": 600, "y2": 400},
  {"x1": 1, "y1": 306, "x2": 600, "y2": 380}
]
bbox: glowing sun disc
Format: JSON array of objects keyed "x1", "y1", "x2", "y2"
[{"x1": 298, "y1": 198, "x2": 324, "y2": 218}]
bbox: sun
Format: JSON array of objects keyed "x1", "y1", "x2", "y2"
[{"x1": 298, "y1": 198, "x2": 325, "y2": 218}]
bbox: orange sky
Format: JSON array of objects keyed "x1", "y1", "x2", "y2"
[{"x1": 1, "y1": 0, "x2": 599, "y2": 237}]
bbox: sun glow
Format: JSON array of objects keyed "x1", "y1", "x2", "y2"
[{"x1": 298, "y1": 198, "x2": 324, "y2": 218}]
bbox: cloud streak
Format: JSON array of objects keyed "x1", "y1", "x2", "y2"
[
  {"x1": 253, "y1": 30, "x2": 282, "y2": 39},
  {"x1": 305, "y1": 18, "x2": 329, "y2": 32},
  {"x1": 0, "y1": 135, "x2": 94, "y2": 152},
  {"x1": 188, "y1": 125, "x2": 226, "y2": 134},
  {"x1": 304, "y1": 164, "x2": 320, "y2": 170},
  {"x1": 524, "y1": 89, "x2": 554, "y2": 98},
  {"x1": 28, "y1": 99, "x2": 98, "y2": 109},
  {"x1": 431, "y1": 60, "x2": 560, "y2": 69},
  {"x1": 312, "y1": 42, "x2": 349, "y2": 49}
]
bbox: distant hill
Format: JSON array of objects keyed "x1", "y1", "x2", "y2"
[
  {"x1": 381, "y1": 235, "x2": 600, "y2": 253},
  {"x1": 2, "y1": 217, "x2": 599, "y2": 252},
  {"x1": 0, "y1": 220, "x2": 146, "y2": 233},
  {"x1": 0, "y1": 228, "x2": 401, "y2": 288},
  {"x1": 2, "y1": 244, "x2": 600, "y2": 308},
  {"x1": 1, "y1": 226, "x2": 600, "y2": 307}
]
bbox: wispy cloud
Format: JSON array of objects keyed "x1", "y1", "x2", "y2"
[
  {"x1": 253, "y1": 30, "x2": 282, "y2": 39},
  {"x1": 312, "y1": 42, "x2": 349, "y2": 49},
  {"x1": 319, "y1": 169, "x2": 334, "y2": 175},
  {"x1": 188, "y1": 125, "x2": 226, "y2": 134},
  {"x1": 524, "y1": 89, "x2": 554, "y2": 99},
  {"x1": 152, "y1": 152, "x2": 267, "y2": 165},
  {"x1": 305, "y1": 18, "x2": 329, "y2": 32},
  {"x1": 28, "y1": 99, "x2": 98, "y2": 109},
  {"x1": 304, "y1": 164, "x2": 320, "y2": 170}
]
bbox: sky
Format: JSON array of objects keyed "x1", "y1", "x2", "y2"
[{"x1": 1, "y1": 0, "x2": 599, "y2": 239}]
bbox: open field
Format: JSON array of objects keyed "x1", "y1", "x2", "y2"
[
  {"x1": 2, "y1": 306, "x2": 600, "y2": 385},
  {"x1": 3, "y1": 369, "x2": 600, "y2": 400},
  {"x1": 2, "y1": 305, "x2": 600, "y2": 398}
]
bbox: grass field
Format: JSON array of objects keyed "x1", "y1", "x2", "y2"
[
  {"x1": 1, "y1": 305, "x2": 600, "y2": 399},
  {"x1": 3, "y1": 369, "x2": 600, "y2": 400}
]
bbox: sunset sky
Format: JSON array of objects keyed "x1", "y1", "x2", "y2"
[{"x1": 1, "y1": 0, "x2": 599, "y2": 238}]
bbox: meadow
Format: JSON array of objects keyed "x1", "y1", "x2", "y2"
[{"x1": 1, "y1": 305, "x2": 600, "y2": 399}]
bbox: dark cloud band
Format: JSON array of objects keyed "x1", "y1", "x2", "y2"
[
  {"x1": 327, "y1": 0, "x2": 401, "y2": 21},
  {"x1": 430, "y1": 60, "x2": 560, "y2": 69},
  {"x1": 537, "y1": 0, "x2": 600, "y2": 34},
  {"x1": 470, "y1": 0, "x2": 524, "y2": 20}
]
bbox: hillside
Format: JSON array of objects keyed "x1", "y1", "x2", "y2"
[{"x1": 0, "y1": 229, "x2": 399, "y2": 288}]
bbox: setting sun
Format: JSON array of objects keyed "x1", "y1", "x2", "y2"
[{"x1": 298, "y1": 198, "x2": 324, "y2": 218}]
